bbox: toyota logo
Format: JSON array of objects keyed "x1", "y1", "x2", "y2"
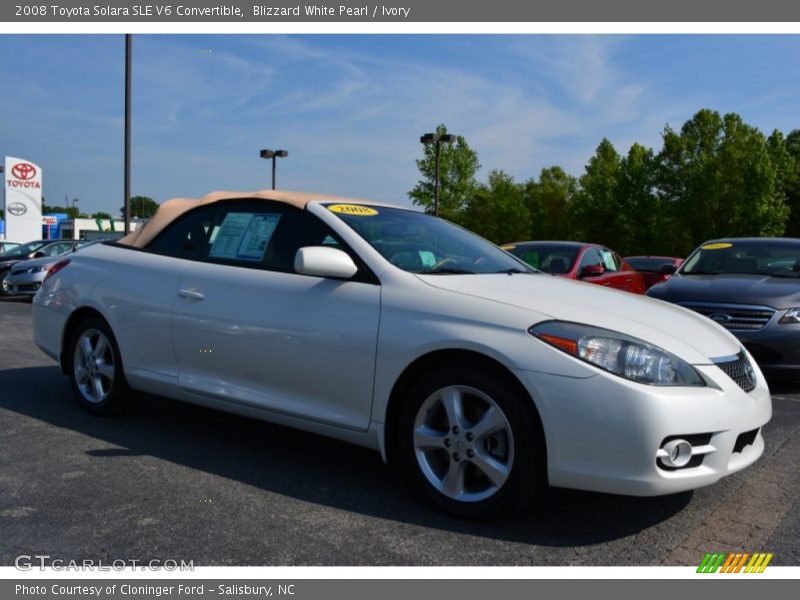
[
  {"x1": 7, "y1": 202, "x2": 27, "y2": 216},
  {"x1": 11, "y1": 162, "x2": 37, "y2": 180},
  {"x1": 709, "y1": 313, "x2": 731, "y2": 324},
  {"x1": 744, "y1": 361, "x2": 756, "y2": 385}
]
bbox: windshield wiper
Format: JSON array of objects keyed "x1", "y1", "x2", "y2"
[
  {"x1": 419, "y1": 267, "x2": 477, "y2": 275},
  {"x1": 682, "y1": 271, "x2": 720, "y2": 275},
  {"x1": 495, "y1": 267, "x2": 529, "y2": 275}
]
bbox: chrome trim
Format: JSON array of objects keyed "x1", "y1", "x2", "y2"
[{"x1": 679, "y1": 301, "x2": 777, "y2": 332}]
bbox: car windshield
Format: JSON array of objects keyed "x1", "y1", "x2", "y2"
[
  {"x1": 503, "y1": 243, "x2": 579, "y2": 275},
  {"x1": 681, "y1": 241, "x2": 800, "y2": 277},
  {"x1": 326, "y1": 204, "x2": 532, "y2": 274},
  {"x1": 8, "y1": 241, "x2": 48, "y2": 256}
]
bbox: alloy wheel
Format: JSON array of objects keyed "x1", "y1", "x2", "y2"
[
  {"x1": 73, "y1": 328, "x2": 115, "y2": 404},
  {"x1": 413, "y1": 385, "x2": 515, "y2": 502}
]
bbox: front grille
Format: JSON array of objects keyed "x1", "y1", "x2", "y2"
[
  {"x1": 733, "y1": 428, "x2": 759, "y2": 453},
  {"x1": 680, "y1": 302, "x2": 776, "y2": 331},
  {"x1": 714, "y1": 352, "x2": 757, "y2": 392}
]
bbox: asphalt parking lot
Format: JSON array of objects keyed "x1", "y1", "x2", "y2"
[{"x1": 1, "y1": 296, "x2": 799, "y2": 566}]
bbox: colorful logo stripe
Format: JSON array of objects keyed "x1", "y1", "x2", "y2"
[{"x1": 697, "y1": 552, "x2": 773, "y2": 573}]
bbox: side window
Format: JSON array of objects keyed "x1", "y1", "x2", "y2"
[
  {"x1": 200, "y1": 201, "x2": 344, "y2": 274},
  {"x1": 45, "y1": 243, "x2": 70, "y2": 256},
  {"x1": 599, "y1": 249, "x2": 619, "y2": 272},
  {"x1": 578, "y1": 248, "x2": 602, "y2": 270},
  {"x1": 147, "y1": 205, "x2": 219, "y2": 260}
]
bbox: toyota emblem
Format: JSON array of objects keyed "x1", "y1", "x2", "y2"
[
  {"x1": 11, "y1": 162, "x2": 37, "y2": 180},
  {"x1": 744, "y1": 361, "x2": 756, "y2": 385},
  {"x1": 7, "y1": 202, "x2": 28, "y2": 216}
]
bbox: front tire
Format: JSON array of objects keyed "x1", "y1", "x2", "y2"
[
  {"x1": 397, "y1": 365, "x2": 546, "y2": 519},
  {"x1": 67, "y1": 316, "x2": 131, "y2": 415}
]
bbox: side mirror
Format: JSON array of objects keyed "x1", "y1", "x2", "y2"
[
  {"x1": 659, "y1": 263, "x2": 677, "y2": 275},
  {"x1": 295, "y1": 246, "x2": 358, "y2": 279},
  {"x1": 32, "y1": 251, "x2": 46, "y2": 258},
  {"x1": 581, "y1": 264, "x2": 605, "y2": 278}
]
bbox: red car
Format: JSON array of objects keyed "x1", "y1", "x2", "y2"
[
  {"x1": 501, "y1": 241, "x2": 646, "y2": 294},
  {"x1": 624, "y1": 255, "x2": 683, "y2": 291}
]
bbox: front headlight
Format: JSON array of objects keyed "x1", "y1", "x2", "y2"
[
  {"x1": 27, "y1": 266, "x2": 46, "y2": 273},
  {"x1": 779, "y1": 308, "x2": 800, "y2": 324},
  {"x1": 529, "y1": 321, "x2": 705, "y2": 387}
]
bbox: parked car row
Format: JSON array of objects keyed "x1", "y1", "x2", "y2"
[{"x1": 0, "y1": 239, "x2": 91, "y2": 297}]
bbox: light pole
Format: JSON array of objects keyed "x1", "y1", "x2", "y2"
[
  {"x1": 259, "y1": 149, "x2": 288, "y2": 190},
  {"x1": 124, "y1": 33, "x2": 132, "y2": 235},
  {"x1": 420, "y1": 132, "x2": 457, "y2": 217}
]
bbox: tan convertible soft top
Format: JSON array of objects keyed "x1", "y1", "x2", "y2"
[{"x1": 119, "y1": 189, "x2": 372, "y2": 248}]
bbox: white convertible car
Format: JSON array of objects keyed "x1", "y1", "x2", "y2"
[{"x1": 32, "y1": 190, "x2": 771, "y2": 518}]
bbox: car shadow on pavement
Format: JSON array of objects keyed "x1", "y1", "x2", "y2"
[{"x1": 0, "y1": 365, "x2": 694, "y2": 547}]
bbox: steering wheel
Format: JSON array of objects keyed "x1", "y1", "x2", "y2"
[{"x1": 430, "y1": 257, "x2": 459, "y2": 271}]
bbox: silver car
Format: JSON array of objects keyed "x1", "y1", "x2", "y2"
[{"x1": 4, "y1": 241, "x2": 93, "y2": 296}]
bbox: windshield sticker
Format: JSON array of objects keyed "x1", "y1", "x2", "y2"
[
  {"x1": 500, "y1": 244, "x2": 516, "y2": 250},
  {"x1": 702, "y1": 242, "x2": 733, "y2": 250},
  {"x1": 328, "y1": 204, "x2": 379, "y2": 216},
  {"x1": 208, "y1": 212, "x2": 281, "y2": 262}
]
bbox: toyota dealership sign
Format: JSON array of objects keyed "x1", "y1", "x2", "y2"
[{"x1": 3, "y1": 156, "x2": 43, "y2": 241}]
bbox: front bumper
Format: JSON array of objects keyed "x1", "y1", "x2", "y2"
[
  {"x1": 5, "y1": 272, "x2": 44, "y2": 296},
  {"x1": 513, "y1": 359, "x2": 771, "y2": 496}
]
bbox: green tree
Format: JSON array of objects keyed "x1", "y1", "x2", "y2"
[
  {"x1": 460, "y1": 170, "x2": 530, "y2": 244},
  {"x1": 781, "y1": 130, "x2": 800, "y2": 237},
  {"x1": 656, "y1": 109, "x2": 789, "y2": 255},
  {"x1": 122, "y1": 196, "x2": 159, "y2": 219},
  {"x1": 616, "y1": 143, "x2": 660, "y2": 254},
  {"x1": 91, "y1": 211, "x2": 113, "y2": 220},
  {"x1": 570, "y1": 138, "x2": 623, "y2": 248},
  {"x1": 409, "y1": 124, "x2": 480, "y2": 221},
  {"x1": 522, "y1": 166, "x2": 577, "y2": 241}
]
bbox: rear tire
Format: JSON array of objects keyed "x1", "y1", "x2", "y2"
[
  {"x1": 397, "y1": 365, "x2": 546, "y2": 519},
  {"x1": 67, "y1": 316, "x2": 131, "y2": 415}
]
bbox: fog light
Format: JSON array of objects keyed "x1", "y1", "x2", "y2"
[{"x1": 661, "y1": 439, "x2": 693, "y2": 468}]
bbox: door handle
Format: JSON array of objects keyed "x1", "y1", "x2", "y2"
[{"x1": 178, "y1": 288, "x2": 205, "y2": 301}]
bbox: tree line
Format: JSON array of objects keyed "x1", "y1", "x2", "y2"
[{"x1": 409, "y1": 110, "x2": 800, "y2": 257}]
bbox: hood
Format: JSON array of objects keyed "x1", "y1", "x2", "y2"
[
  {"x1": 11, "y1": 256, "x2": 64, "y2": 270},
  {"x1": 648, "y1": 273, "x2": 800, "y2": 309},
  {"x1": 417, "y1": 272, "x2": 741, "y2": 364}
]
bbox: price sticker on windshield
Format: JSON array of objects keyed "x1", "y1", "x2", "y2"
[
  {"x1": 701, "y1": 242, "x2": 733, "y2": 250},
  {"x1": 328, "y1": 204, "x2": 379, "y2": 216}
]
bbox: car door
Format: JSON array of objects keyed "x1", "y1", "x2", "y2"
[
  {"x1": 171, "y1": 200, "x2": 381, "y2": 432},
  {"x1": 601, "y1": 248, "x2": 643, "y2": 293}
]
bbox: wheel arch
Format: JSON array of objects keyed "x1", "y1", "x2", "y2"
[
  {"x1": 60, "y1": 306, "x2": 112, "y2": 374},
  {"x1": 382, "y1": 349, "x2": 545, "y2": 466}
]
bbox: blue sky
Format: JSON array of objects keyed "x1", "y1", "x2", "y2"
[{"x1": 1, "y1": 34, "x2": 799, "y2": 215}]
